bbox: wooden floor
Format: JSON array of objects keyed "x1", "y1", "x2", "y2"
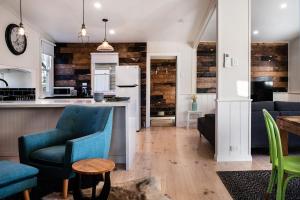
[
  {"x1": 111, "y1": 127, "x2": 271, "y2": 200},
  {"x1": 1, "y1": 127, "x2": 271, "y2": 200}
]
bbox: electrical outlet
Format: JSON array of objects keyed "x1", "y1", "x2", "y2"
[{"x1": 229, "y1": 145, "x2": 239, "y2": 152}]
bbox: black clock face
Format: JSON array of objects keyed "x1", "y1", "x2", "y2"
[{"x1": 5, "y1": 24, "x2": 27, "y2": 55}]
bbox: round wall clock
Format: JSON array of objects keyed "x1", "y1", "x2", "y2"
[{"x1": 5, "y1": 24, "x2": 27, "y2": 55}]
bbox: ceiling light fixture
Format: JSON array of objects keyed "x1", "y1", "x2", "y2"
[
  {"x1": 78, "y1": 0, "x2": 89, "y2": 43},
  {"x1": 97, "y1": 19, "x2": 114, "y2": 52},
  {"x1": 94, "y1": 2, "x2": 102, "y2": 9},
  {"x1": 18, "y1": 0, "x2": 25, "y2": 35},
  {"x1": 253, "y1": 30, "x2": 259, "y2": 35},
  {"x1": 109, "y1": 29, "x2": 115, "y2": 35},
  {"x1": 280, "y1": 3, "x2": 287, "y2": 9}
]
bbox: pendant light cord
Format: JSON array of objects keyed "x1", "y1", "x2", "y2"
[
  {"x1": 82, "y1": 0, "x2": 85, "y2": 25},
  {"x1": 19, "y1": 0, "x2": 23, "y2": 23},
  {"x1": 104, "y1": 21, "x2": 107, "y2": 40}
]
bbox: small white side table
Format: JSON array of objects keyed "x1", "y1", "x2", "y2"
[{"x1": 186, "y1": 111, "x2": 203, "y2": 129}]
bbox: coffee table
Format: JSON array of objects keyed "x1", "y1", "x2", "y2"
[{"x1": 72, "y1": 158, "x2": 115, "y2": 200}]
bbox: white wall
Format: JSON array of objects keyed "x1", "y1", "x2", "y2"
[
  {"x1": 0, "y1": 69, "x2": 32, "y2": 88},
  {"x1": 146, "y1": 41, "x2": 198, "y2": 127},
  {"x1": 289, "y1": 36, "x2": 300, "y2": 93},
  {"x1": 274, "y1": 93, "x2": 300, "y2": 102},
  {"x1": 0, "y1": 4, "x2": 51, "y2": 93}
]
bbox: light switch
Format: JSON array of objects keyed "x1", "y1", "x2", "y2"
[
  {"x1": 231, "y1": 58, "x2": 239, "y2": 67},
  {"x1": 223, "y1": 53, "x2": 231, "y2": 68}
]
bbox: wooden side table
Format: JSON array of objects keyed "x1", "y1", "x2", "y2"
[
  {"x1": 186, "y1": 111, "x2": 203, "y2": 129},
  {"x1": 72, "y1": 158, "x2": 115, "y2": 200}
]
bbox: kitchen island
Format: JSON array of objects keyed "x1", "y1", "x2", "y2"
[{"x1": 0, "y1": 99, "x2": 136, "y2": 170}]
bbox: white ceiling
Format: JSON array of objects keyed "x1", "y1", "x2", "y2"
[
  {"x1": 0, "y1": 0, "x2": 212, "y2": 43},
  {"x1": 201, "y1": 0, "x2": 300, "y2": 42}
]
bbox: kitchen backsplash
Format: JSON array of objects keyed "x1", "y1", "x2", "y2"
[{"x1": 0, "y1": 88, "x2": 35, "y2": 101}]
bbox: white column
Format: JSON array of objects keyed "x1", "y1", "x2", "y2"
[{"x1": 215, "y1": 0, "x2": 252, "y2": 161}]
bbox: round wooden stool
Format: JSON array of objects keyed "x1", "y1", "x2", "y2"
[{"x1": 72, "y1": 158, "x2": 115, "y2": 200}]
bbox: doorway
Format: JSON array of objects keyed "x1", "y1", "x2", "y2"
[{"x1": 149, "y1": 56, "x2": 177, "y2": 127}]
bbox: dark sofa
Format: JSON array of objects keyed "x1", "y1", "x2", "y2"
[{"x1": 197, "y1": 101, "x2": 300, "y2": 149}]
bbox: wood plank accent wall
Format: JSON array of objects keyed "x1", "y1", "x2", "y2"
[
  {"x1": 197, "y1": 42, "x2": 288, "y2": 93},
  {"x1": 150, "y1": 59, "x2": 176, "y2": 117},
  {"x1": 197, "y1": 43, "x2": 216, "y2": 93},
  {"x1": 54, "y1": 43, "x2": 147, "y2": 126},
  {"x1": 252, "y1": 43, "x2": 288, "y2": 91}
]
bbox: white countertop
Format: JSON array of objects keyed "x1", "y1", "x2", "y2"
[{"x1": 0, "y1": 99, "x2": 129, "y2": 108}]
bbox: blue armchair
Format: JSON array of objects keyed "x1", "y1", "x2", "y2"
[{"x1": 18, "y1": 105, "x2": 113, "y2": 198}]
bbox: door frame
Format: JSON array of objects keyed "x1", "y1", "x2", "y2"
[{"x1": 146, "y1": 53, "x2": 180, "y2": 128}]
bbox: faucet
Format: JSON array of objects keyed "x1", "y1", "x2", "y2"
[{"x1": 0, "y1": 79, "x2": 8, "y2": 87}]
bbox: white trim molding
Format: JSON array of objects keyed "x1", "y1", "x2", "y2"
[
  {"x1": 215, "y1": 99, "x2": 252, "y2": 162},
  {"x1": 191, "y1": 0, "x2": 217, "y2": 48},
  {"x1": 146, "y1": 52, "x2": 181, "y2": 128}
]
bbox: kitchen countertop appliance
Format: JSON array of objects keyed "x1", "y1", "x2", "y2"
[{"x1": 53, "y1": 87, "x2": 77, "y2": 97}]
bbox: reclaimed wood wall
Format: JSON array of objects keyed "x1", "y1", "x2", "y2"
[
  {"x1": 54, "y1": 43, "x2": 147, "y2": 126},
  {"x1": 197, "y1": 42, "x2": 288, "y2": 93},
  {"x1": 150, "y1": 59, "x2": 176, "y2": 117},
  {"x1": 197, "y1": 43, "x2": 216, "y2": 93},
  {"x1": 252, "y1": 43, "x2": 288, "y2": 91}
]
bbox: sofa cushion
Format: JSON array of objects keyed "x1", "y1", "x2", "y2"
[
  {"x1": 204, "y1": 114, "x2": 215, "y2": 119},
  {"x1": 279, "y1": 111, "x2": 300, "y2": 116},
  {"x1": 252, "y1": 101, "x2": 274, "y2": 111},
  {"x1": 251, "y1": 110, "x2": 280, "y2": 148},
  {"x1": 198, "y1": 114, "x2": 216, "y2": 146},
  {"x1": 275, "y1": 101, "x2": 300, "y2": 111},
  {"x1": 0, "y1": 161, "x2": 38, "y2": 187},
  {"x1": 30, "y1": 145, "x2": 65, "y2": 166}
]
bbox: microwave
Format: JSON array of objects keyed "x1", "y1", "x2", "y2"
[{"x1": 53, "y1": 87, "x2": 76, "y2": 96}]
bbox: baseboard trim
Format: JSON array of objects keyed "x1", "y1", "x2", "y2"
[{"x1": 214, "y1": 154, "x2": 252, "y2": 162}]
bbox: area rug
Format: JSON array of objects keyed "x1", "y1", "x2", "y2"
[
  {"x1": 42, "y1": 177, "x2": 171, "y2": 200},
  {"x1": 217, "y1": 170, "x2": 300, "y2": 200}
]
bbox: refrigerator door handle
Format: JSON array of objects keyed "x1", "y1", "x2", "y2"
[{"x1": 117, "y1": 85, "x2": 138, "y2": 88}]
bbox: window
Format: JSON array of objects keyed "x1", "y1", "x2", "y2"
[
  {"x1": 40, "y1": 40, "x2": 55, "y2": 97},
  {"x1": 41, "y1": 53, "x2": 53, "y2": 96}
]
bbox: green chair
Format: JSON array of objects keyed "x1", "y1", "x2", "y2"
[{"x1": 263, "y1": 109, "x2": 300, "y2": 200}]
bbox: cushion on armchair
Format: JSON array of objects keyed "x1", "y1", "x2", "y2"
[{"x1": 30, "y1": 145, "x2": 66, "y2": 166}]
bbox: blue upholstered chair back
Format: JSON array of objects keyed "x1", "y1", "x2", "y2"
[{"x1": 56, "y1": 105, "x2": 112, "y2": 137}]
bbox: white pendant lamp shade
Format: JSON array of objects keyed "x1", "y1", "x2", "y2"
[
  {"x1": 97, "y1": 40, "x2": 114, "y2": 51},
  {"x1": 97, "y1": 19, "x2": 114, "y2": 52}
]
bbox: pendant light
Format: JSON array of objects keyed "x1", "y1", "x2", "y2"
[
  {"x1": 18, "y1": 0, "x2": 25, "y2": 35},
  {"x1": 97, "y1": 19, "x2": 114, "y2": 52},
  {"x1": 78, "y1": 0, "x2": 89, "y2": 42}
]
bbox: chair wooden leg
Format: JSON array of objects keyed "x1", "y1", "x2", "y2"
[
  {"x1": 62, "y1": 179, "x2": 69, "y2": 199},
  {"x1": 23, "y1": 190, "x2": 30, "y2": 200}
]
